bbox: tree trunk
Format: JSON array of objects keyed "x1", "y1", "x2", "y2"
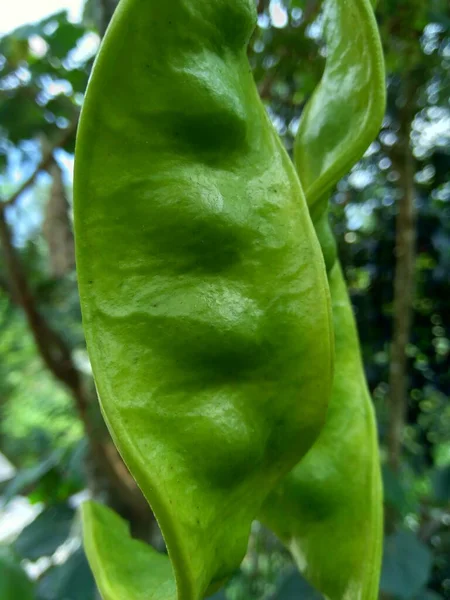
[
  {"x1": 0, "y1": 206, "x2": 154, "y2": 541},
  {"x1": 387, "y1": 98, "x2": 416, "y2": 474}
]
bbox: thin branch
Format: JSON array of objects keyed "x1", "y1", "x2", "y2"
[
  {"x1": 0, "y1": 210, "x2": 81, "y2": 392},
  {"x1": 386, "y1": 89, "x2": 416, "y2": 473},
  {"x1": 0, "y1": 120, "x2": 78, "y2": 211},
  {"x1": 0, "y1": 182, "x2": 150, "y2": 522}
]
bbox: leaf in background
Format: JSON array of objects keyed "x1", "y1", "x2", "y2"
[
  {"x1": 44, "y1": 19, "x2": 86, "y2": 61},
  {"x1": 382, "y1": 464, "x2": 410, "y2": 514},
  {"x1": 0, "y1": 546, "x2": 35, "y2": 600},
  {"x1": 432, "y1": 465, "x2": 450, "y2": 503},
  {"x1": 0, "y1": 147, "x2": 7, "y2": 172},
  {"x1": 65, "y1": 438, "x2": 89, "y2": 487},
  {"x1": 45, "y1": 95, "x2": 77, "y2": 124},
  {"x1": 0, "y1": 88, "x2": 52, "y2": 144},
  {"x1": 206, "y1": 591, "x2": 227, "y2": 600},
  {"x1": 381, "y1": 531, "x2": 433, "y2": 600},
  {"x1": 64, "y1": 68, "x2": 90, "y2": 96},
  {"x1": 415, "y1": 590, "x2": 444, "y2": 600},
  {"x1": 0, "y1": 452, "x2": 15, "y2": 486},
  {"x1": 2, "y1": 452, "x2": 61, "y2": 505},
  {"x1": 14, "y1": 503, "x2": 74, "y2": 561},
  {"x1": 37, "y1": 548, "x2": 96, "y2": 600},
  {"x1": 273, "y1": 569, "x2": 324, "y2": 600}
]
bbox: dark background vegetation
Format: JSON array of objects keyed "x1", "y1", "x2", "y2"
[{"x1": 0, "y1": 0, "x2": 449, "y2": 598}]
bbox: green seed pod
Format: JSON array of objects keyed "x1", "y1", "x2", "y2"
[
  {"x1": 74, "y1": 1, "x2": 333, "y2": 598},
  {"x1": 260, "y1": 0, "x2": 385, "y2": 598}
]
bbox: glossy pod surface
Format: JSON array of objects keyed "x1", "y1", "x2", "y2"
[
  {"x1": 74, "y1": 1, "x2": 333, "y2": 598},
  {"x1": 260, "y1": 0, "x2": 385, "y2": 598},
  {"x1": 295, "y1": 0, "x2": 385, "y2": 214}
]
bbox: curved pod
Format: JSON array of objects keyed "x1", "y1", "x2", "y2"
[
  {"x1": 74, "y1": 0, "x2": 334, "y2": 598},
  {"x1": 260, "y1": 0, "x2": 385, "y2": 598},
  {"x1": 295, "y1": 0, "x2": 385, "y2": 213}
]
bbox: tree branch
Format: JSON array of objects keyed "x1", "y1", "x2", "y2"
[
  {"x1": 387, "y1": 90, "x2": 416, "y2": 473},
  {"x1": 0, "y1": 121, "x2": 78, "y2": 212},
  {"x1": 0, "y1": 210, "x2": 82, "y2": 392},
  {"x1": 0, "y1": 170, "x2": 151, "y2": 524},
  {"x1": 0, "y1": 9, "x2": 153, "y2": 534}
]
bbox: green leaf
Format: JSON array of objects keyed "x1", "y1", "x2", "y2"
[
  {"x1": 14, "y1": 503, "x2": 74, "y2": 561},
  {"x1": 46, "y1": 22, "x2": 86, "y2": 60},
  {"x1": 415, "y1": 590, "x2": 443, "y2": 600},
  {"x1": 0, "y1": 149, "x2": 7, "y2": 172},
  {"x1": 380, "y1": 531, "x2": 433, "y2": 600},
  {"x1": 64, "y1": 68, "x2": 90, "y2": 95},
  {"x1": 432, "y1": 465, "x2": 450, "y2": 503},
  {"x1": 382, "y1": 464, "x2": 410, "y2": 513},
  {"x1": 82, "y1": 502, "x2": 176, "y2": 600},
  {"x1": 2, "y1": 452, "x2": 61, "y2": 505},
  {"x1": 37, "y1": 547, "x2": 96, "y2": 600},
  {"x1": 65, "y1": 439, "x2": 89, "y2": 487},
  {"x1": 274, "y1": 569, "x2": 323, "y2": 600},
  {"x1": 206, "y1": 592, "x2": 227, "y2": 600},
  {"x1": 0, "y1": 546, "x2": 35, "y2": 600}
]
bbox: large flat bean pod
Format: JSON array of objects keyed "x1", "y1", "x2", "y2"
[
  {"x1": 260, "y1": 0, "x2": 385, "y2": 598},
  {"x1": 262, "y1": 263, "x2": 383, "y2": 600},
  {"x1": 74, "y1": 0, "x2": 333, "y2": 598}
]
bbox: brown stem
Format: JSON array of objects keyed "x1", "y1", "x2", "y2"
[
  {"x1": 387, "y1": 101, "x2": 416, "y2": 473},
  {"x1": 1, "y1": 121, "x2": 78, "y2": 211},
  {"x1": 0, "y1": 15, "x2": 154, "y2": 539},
  {"x1": 0, "y1": 209, "x2": 151, "y2": 524},
  {"x1": 0, "y1": 211, "x2": 80, "y2": 390}
]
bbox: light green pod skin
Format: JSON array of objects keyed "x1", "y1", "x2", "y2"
[
  {"x1": 74, "y1": 1, "x2": 333, "y2": 598},
  {"x1": 260, "y1": 0, "x2": 385, "y2": 598},
  {"x1": 262, "y1": 263, "x2": 383, "y2": 600},
  {"x1": 295, "y1": 0, "x2": 385, "y2": 218}
]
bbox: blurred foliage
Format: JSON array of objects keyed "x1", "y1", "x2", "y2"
[
  {"x1": 0, "y1": 0, "x2": 449, "y2": 598},
  {"x1": 0, "y1": 546, "x2": 34, "y2": 600}
]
